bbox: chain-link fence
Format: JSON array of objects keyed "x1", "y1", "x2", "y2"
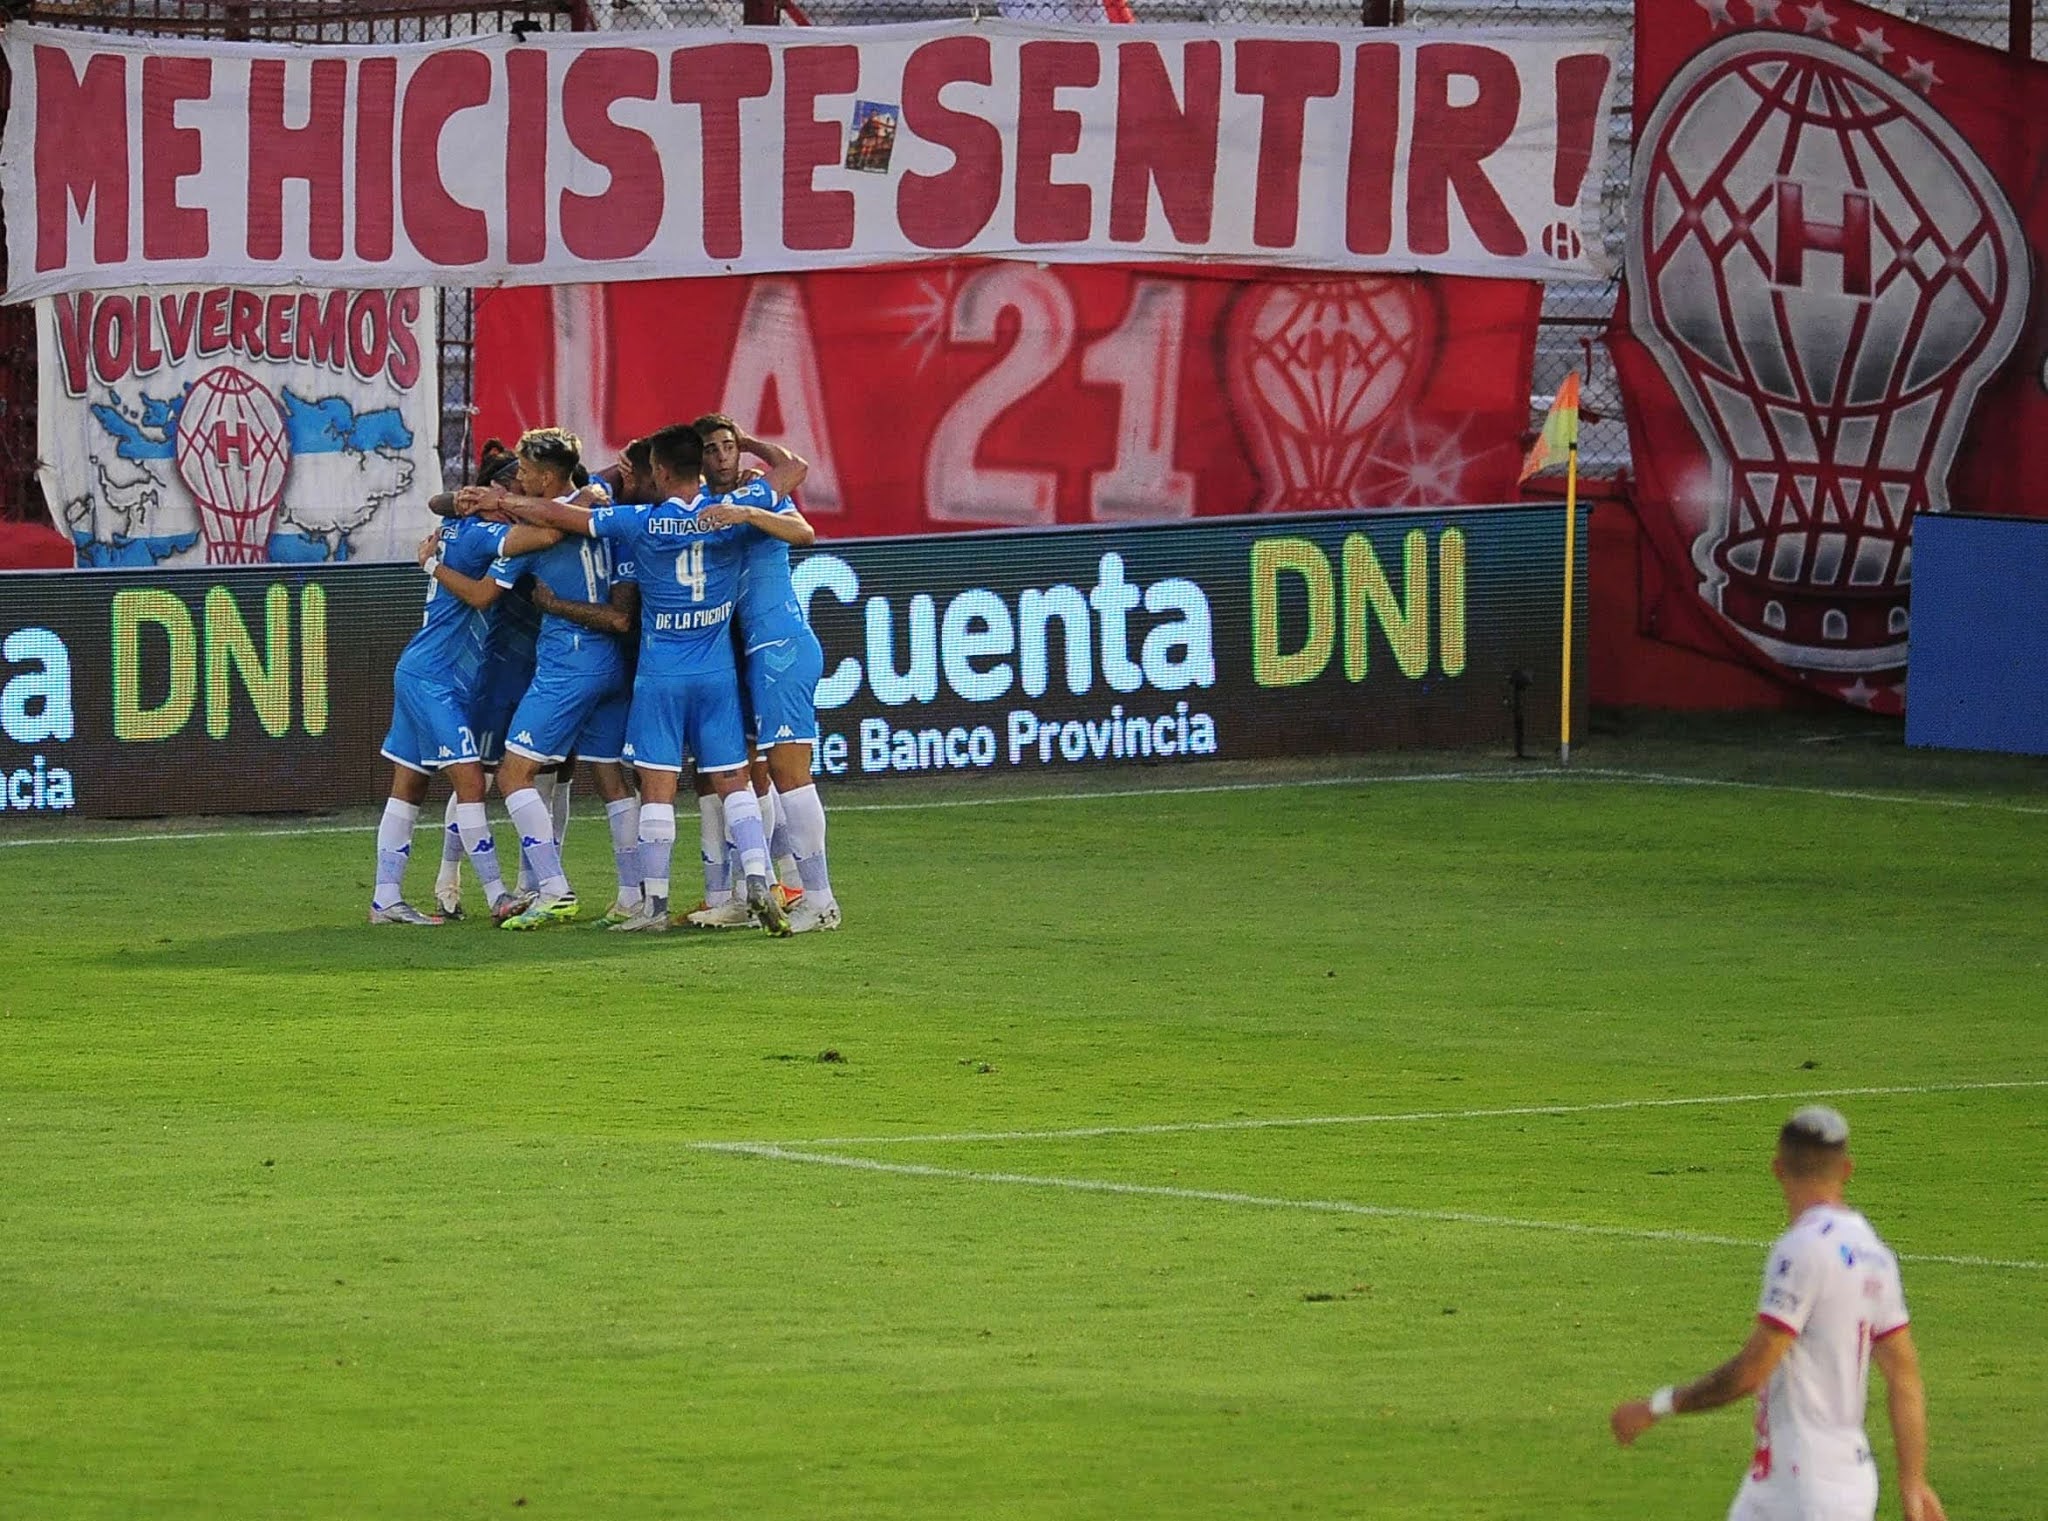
[{"x1": 1, "y1": 0, "x2": 2040, "y2": 519}]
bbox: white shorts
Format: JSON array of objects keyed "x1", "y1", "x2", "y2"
[{"x1": 1727, "y1": 1462, "x2": 1877, "y2": 1521}]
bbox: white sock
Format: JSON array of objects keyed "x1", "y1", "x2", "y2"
[
  {"x1": 605, "y1": 796, "x2": 642, "y2": 906},
  {"x1": 640, "y1": 801, "x2": 677, "y2": 909},
  {"x1": 767, "y1": 786, "x2": 802, "y2": 888},
  {"x1": 698, "y1": 794, "x2": 728, "y2": 902},
  {"x1": 552, "y1": 777, "x2": 574, "y2": 855},
  {"x1": 506, "y1": 787, "x2": 570, "y2": 898},
  {"x1": 435, "y1": 791, "x2": 462, "y2": 891},
  {"x1": 779, "y1": 783, "x2": 833, "y2": 904},
  {"x1": 374, "y1": 798, "x2": 420, "y2": 909},
  {"x1": 723, "y1": 787, "x2": 770, "y2": 882},
  {"x1": 456, "y1": 800, "x2": 508, "y2": 902},
  {"x1": 515, "y1": 776, "x2": 548, "y2": 893}
]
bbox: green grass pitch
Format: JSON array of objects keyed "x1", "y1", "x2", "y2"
[{"x1": 2, "y1": 730, "x2": 2043, "y2": 1518}]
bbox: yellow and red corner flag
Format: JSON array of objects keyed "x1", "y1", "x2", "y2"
[{"x1": 1520, "y1": 372, "x2": 1582, "y2": 483}]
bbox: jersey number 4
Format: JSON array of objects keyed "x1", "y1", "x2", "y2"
[{"x1": 674, "y1": 541, "x2": 707, "y2": 602}]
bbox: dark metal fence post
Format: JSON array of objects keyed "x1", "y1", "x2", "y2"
[
  {"x1": 2013, "y1": 0, "x2": 2035, "y2": 59},
  {"x1": 1362, "y1": 0, "x2": 1405, "y2": 24},
  {"x1": 744, "y1": 0, "x2": 782, "y2": 25}
]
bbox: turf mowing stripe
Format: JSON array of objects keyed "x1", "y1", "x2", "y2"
[
  {"x1": 4, "y1": 761, "x2": 2042, "y2": 851},
  {"x1": 695, "y1": 1143, "x2": 2047, "y2": 1272},
  {"x1": 754, "y1": 1078, "x2": 2048, "y2": 1148}
]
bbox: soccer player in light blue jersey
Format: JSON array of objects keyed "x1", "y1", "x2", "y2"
[
  {"x1": 369, "y1": 500, "x2": 519, "y2": 924},
  {"x1": 437, "y1": 430, "x2": 641, "y2": 930},
  {"x1": 686, "y1": 414, "x2": 839, "y2": 934},
  {"x1": 499, "y1": 424, "x2": 800, "y2": 935}
]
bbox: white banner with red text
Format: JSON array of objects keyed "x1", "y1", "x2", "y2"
[
  {"x1": 39, "y1": 285, "x2": 442, "y2": 567},
  {"x1": 1, "y1": 20, "x2": 1622, "y2": 302}
]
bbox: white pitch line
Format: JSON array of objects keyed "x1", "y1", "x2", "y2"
[
  {"x1": 1580, "y1": 768, "x2": 2048, "y2": 818},
  {"x1": 696, "y1": 1143, "x2": 2045, "y2": 1273},
  {"x1": 748, "y1": 1078, "x2": 2048, "y2": 1149},
  {"x1": 4, "y1": 760, "x2": 2042, "y2": 850},
  {"x1": 0, "y1": 769, "x2": 1553, "y2": 850}
]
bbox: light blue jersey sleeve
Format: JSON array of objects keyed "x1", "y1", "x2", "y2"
[
  {"x1": 733, "y1": 478, "x2": 782, "y2": 511},
  {"x1": 452, "y1": 518, "x2": 510, "y2": 575},
  {"x1": 489, "y1": 548, "x2": 534, "y2": 589},
  {"x1": 589, "y1": 503, "x2": 643, "y2": 549}
]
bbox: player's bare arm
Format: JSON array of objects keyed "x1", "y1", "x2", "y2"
[
  {"x1": 1873, "y1": 1327, "x2": 1948, "y2": 1521},
  {"x1": 1610, "y1": 1321, "x2": 1793, "y2": 1444},
  {"x1": 740, "y1": 433, "x2": 808, "y2": 500},
  {"x1": 697, "y1": 502, "x2": 816, "y2": 547},
  {"x1": 532, "y1": 578, "x2": 638, "y2": 638},
  {"x1": 422, "y1": 555, "x2": 503, "y2": 612},
  {"x1": 488, "y1": 491, "x2": 598, "y2": 537},
  {"x1": 500, "y1": 524, "x2": 563, "y2": 557}
]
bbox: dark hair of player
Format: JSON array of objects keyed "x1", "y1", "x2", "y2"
[
  {"x1": 623, "y1": 436, "x2": 653, "y2": 473},
  {"x1": 646, "y1": 423, "x2": 704, "y2": 480},
  {"x1": 1776, "y1": 1114, "x2": 1850, "y2": 1179},
  {"x1": 691, "y1": 413, "x2": 740, "y2": 444}
]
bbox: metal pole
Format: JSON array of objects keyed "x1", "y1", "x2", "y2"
[
  {"x1": 2012, "y1": 0, "x2": 2034, "y2": 60},
  {"x1": 1362, "y1": 0, "x2": 1406, "y2": 23},
  {"x1": 744, "y1": 0, "x2": 782, "y2": 25}
]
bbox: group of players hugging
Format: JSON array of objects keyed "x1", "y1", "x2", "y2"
[{"x1": 368, "y1": 415, "x2": 837, "y2": 938}]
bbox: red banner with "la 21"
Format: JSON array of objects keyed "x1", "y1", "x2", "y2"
[
  {"x1": 474, "y1": 263, "x2": 1540, "y2": 534},
  {"x1": 1, "y1": 21, "x2": 1622, "y2": 301}
]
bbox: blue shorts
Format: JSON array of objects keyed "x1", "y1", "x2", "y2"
[
  {"x1": 471, "y1": 658, "x2": 533, "y2": 767},
  {"x1": 504, "y1": 661, "x2": 630, "y2": 766},
  {"x1": 382, "y1": 670, "x2": 479, "y2": 773},
  {"x1": 622, "y1": 667, "x2": 748, "y2": 774},
  {"x1": 745, "y1": 629, "x2": 824, "y2": 749}
]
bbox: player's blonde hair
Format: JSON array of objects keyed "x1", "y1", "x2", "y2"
[{"x1": 516, "y1": 427, "x2": 583, "y2": 472}]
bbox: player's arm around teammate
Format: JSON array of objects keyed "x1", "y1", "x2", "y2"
[{"x1": 532, "y1": 577, "x2": 639, "y2": 638}]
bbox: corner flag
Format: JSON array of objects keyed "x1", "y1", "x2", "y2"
[
  {"x1": 1522, "y1": 374, "x2": 1586, "y2": 765},
  {"x1": 1520, "y1": 373, "x2": 1582, "y2": 482}
]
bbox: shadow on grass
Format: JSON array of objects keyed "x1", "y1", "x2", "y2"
[{"x1": 105, "y1": 921, "x2": 791, "y2": 976}]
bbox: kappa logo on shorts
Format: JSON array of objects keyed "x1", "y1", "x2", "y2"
[
  {"x1": 622, "y1": 742, "x2": 636, "y2": 757},
  {"x1": 775, "y1": 725, "x2": 795, "y2": 739},
  {"x1": 437, "y1": 746, "x2": 454, "y2": 758},
  {"x1": 515, "y1": 730, "x2": 535, "y2": 746}
]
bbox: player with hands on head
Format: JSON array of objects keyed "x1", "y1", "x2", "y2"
[{"x1": 684, "y1": 414, "x2": 840, "y2": 934}]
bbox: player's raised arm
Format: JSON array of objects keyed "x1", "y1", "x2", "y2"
[
  {"x1": 1873, "y1": 1327, "x2": 1947, "y2": 1521},
  {"x1": 740, "y1": 432, "x2": 808, "y2": 501}
]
